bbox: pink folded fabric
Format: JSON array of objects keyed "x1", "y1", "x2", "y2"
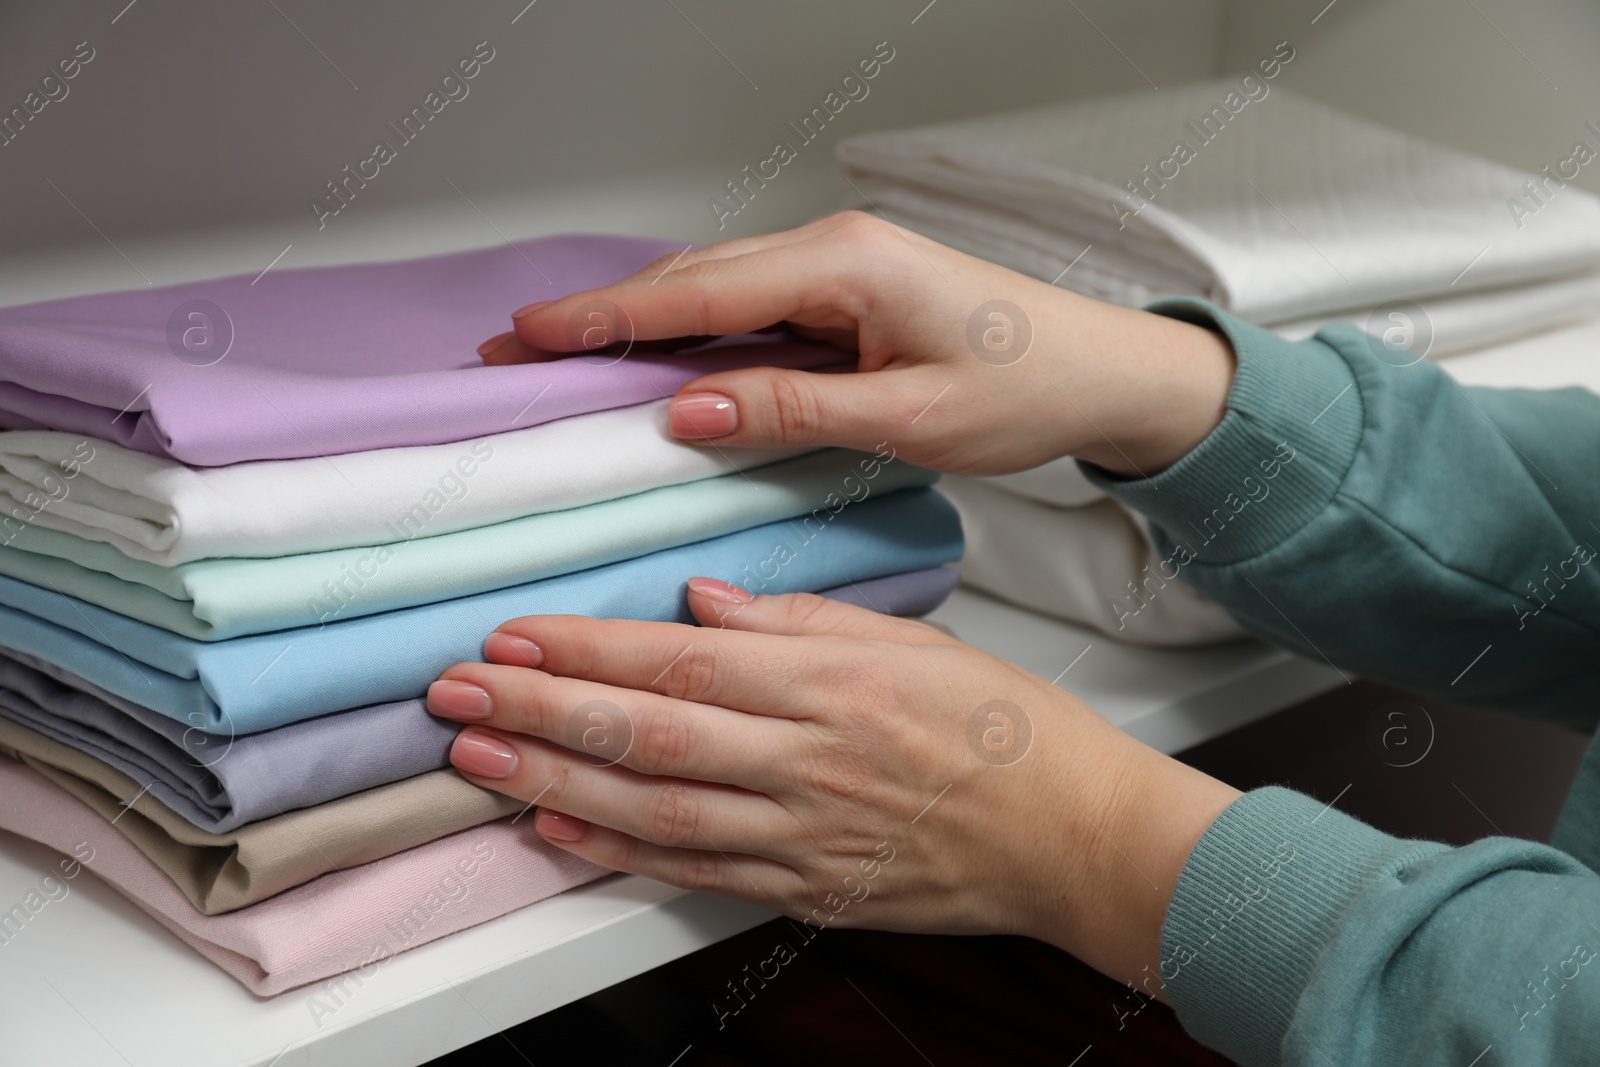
[{"x1": 0, "y1": 757, "x2": 606, "y2": 996}]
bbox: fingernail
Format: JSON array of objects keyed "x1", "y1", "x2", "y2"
[
  {"x1": 536, "y1": 809, "x2": 590, "y2": 842},
  {"x1": 428, "y1": 679, "x2": 493, "y2": 721},
  {"x1": 669, "y1": 393, "x2": 738, "y2": 439},
  {"x1": 476, "y1": 330, "x2": 516, "y2": 357},
  {"x1": 480, "y1": 333, "x2": 522, "y2": 362},
  {"x1": 485, "y1": 631, "x2": 545, "y2": 669},
  {"x1": 687, "y1": 576, "x2": 753, "y2": 605},
  {"x1": 512, "y1": 299, "x2": 556, "y2": 320},
  {"x1": 451, "y1": 729, "x2": 519, "y2": 778}
]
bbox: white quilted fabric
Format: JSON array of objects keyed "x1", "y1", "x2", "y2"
[
  {"x1": 838, "y1": 80, "x2": 1600, "y2": 333},
  {"x1": 840, "y1": 82, "x2": 1600, "y2": 645}
]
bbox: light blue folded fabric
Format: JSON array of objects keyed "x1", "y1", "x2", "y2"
[{"x1": 0, "y1": 488, "x2": 962, "y2": 734}]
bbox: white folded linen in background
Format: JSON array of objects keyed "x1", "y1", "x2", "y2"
[
  {"x1": 1270, "y1": 271, "x2": 1600, "y2": 357},
  {"x1": 859, "y1": 181, "x2": 1600, "y2": 358},
  {"x1": 0, "y1": 399, "x2": 808, "y2": 565},
  {"x1": 839, "y1": 80, "x2": 1600, "y2": 352},
  {"x1": 840, "y1": 86, "x2": 1600, "y2": 643},
  {"x1": 937, "y1": 476, "x2": 1244, "y2": 647},
  {"x1": 980, "y1": 454, "x2": 1107, "y2": 509}
]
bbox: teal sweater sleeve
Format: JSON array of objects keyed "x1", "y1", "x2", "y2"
[{"x1": 1085, "y1": 301, "x2": 1600, "y2": 1066}]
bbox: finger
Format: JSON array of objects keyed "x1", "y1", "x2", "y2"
[
  {"x1": 665, "y1": 364, "x2": 938, "y2": 450},
  {"x1": 507, "y1": 227, "x2": 872, "y2": 352},
  {"x1": 485, "y1": 615, "x2": 853, "y2": 718},
  {"x1": 448, "y1": 726, "x2": 794, "y2": 855},
  {"x1": 482, "y1": 229, "x2": 827, "y2": 361},
  {"x1": 479, "y1": 331, "x2": 544, "y2": 366},
  {"x1": 530, "y1": 808, "x2": 808, "y2": 903},
  {"x1": 479, "y1": 332, "x2": 721, "y2": 366},
  {"x1": 429, "y1": 660, "x2": 792, "y2": 787},
  {"x1": 685, "y1": 579, "x2": 955, "y2": 646}
]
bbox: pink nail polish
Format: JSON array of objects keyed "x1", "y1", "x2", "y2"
[
  {"x1": 427, "y1": 679, "x2": 493, "y2": 721},
  {"x1": 452, "y1": 730, "x2": 519, "y2": 778},
  {"x1": 668, "y1": 393, "x2": 738, "y2": 439},
  {"x1": 536, "y1": 810, "x2": 590, "y2": 842},
  {"x1": 476, "y1": 330, "x2": 515, "y2": 357},
  {"x1": 686, "y1": 576, "x2": 753, "y2": 605},
  {"x1": 484, "y1": 631, "x2": 544, "y2": 669}
]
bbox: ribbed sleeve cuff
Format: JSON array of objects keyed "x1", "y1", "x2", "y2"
[
  {"x1": 1082, "y1": 299, "x2": 1364, "y2": 565},
  {"x1": 1161, "y1": 787, "x2": 1448, "y2": 1066}
]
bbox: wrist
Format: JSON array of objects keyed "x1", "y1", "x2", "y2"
[
  {"x1": 1041, "y1": 298, "x2": 1236, "y2": 478},
  {"x1": 1023, "y1": 714, "x2": 1241, "y2": 996},
  {"x1": 1106, "y1": 750, "x2": 1243, "y2": 997}
]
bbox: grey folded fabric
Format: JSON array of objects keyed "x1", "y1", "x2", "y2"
[
  {"x1": 0, "y1": 567, "x2": 960, "y2": 835},
  {"x1": 0, "y1": 714, "x2": 521, "y2": 915},
  {"x1": 0, "y1": 646, "x2": 457, "y2": 833}
]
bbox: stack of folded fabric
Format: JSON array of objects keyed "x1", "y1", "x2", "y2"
[
  {"x1": 837, "y1": 81, "x2": 1600, "y2": 644},
  {"x1": 0, "y1": 234, "x2": 964, "y2": 995}
]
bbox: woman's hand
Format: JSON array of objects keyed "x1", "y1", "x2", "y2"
[
  {"x1": 477, "y1": 211, "x2": 1234, "y2": 479},
  {"x1": 427, "y1": 579, "x2": 1241, "y2": 990}
]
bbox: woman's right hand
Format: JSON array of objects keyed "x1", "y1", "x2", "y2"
[{"x1": 478, "y1": 211, "x2": 1236, "y2": 479}]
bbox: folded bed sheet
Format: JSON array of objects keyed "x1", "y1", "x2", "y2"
[
  {"x1": 858, "y1": 181, "x2": 1600, "y2": 359},
  {"x1": 978, "y1": 453, "x2": 1108, "y2": 509},
  {"x1": 0, "y1": 712, "x2": 520, "y2": 914},
  {"x1": 0, "y1": 488, "x2": 964, "y2": 733},
  {"x1": 939, "y1": 476, "x2": 1243, "y2": 646},
  {"x1": 838, "y1": 80, "x2": 1600, "y2": 335},
  {"x1": 0, "y1": 567, "x2": 961, "y2": 834},
  {"x1": 0, "y1": 399, "x2": 811, "y2": 565},
  {"x1": 0, "y1": 757, "x2": 606, "y2": 996},
  {"x1": 0, "y1": 451, "x2": 937, "y2": 639},
  {"x1": 0, "y1": 233, "x2": 847, "y2": 465}
]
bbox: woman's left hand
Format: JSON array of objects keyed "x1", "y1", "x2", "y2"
[{"x1": 426, "y1": 579, "x2": 1240, "y2": 990}]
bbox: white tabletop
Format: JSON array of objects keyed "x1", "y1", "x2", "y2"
[{"x1": 2, "y1": 195, "x2": 1596, "y2": 1067}]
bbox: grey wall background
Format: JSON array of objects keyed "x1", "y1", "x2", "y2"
[
  {"x1": 0, "y1": 0, "x2": 1222, "y2": 262},
  {"x1": 1221, "y1": 0, "x2": 1600, "y2": 198},
  {"x1": 0, "y1": 0, "x2": 1593, "y2": 289}
]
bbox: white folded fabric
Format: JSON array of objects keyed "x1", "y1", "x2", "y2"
[
  {"x1": 0, "y1": 400, "x2": 809, "y2": 565},
  {"x1": 860, "y1": 181, "x2": 1600, "y2": 358},
  {"x1": 1270, "y1": 272, "x2": 1600, "y2": 358},
  {"x1": 839, "y1": 80, "x2": 1600, "y2": 345},
  {"x1": 980, "y1": 454, "x2": 1107, "y2": 509},
  {"x1": 938, "y1": 476, "x2": 1244, "y2": 647}
]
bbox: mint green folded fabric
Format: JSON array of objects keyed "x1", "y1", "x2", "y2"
[{"x1": 0, "y1": 450, "x2": 934, "y2": 640}]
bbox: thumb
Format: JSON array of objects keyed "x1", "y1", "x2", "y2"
[
  {"x1": 684, "y1": 577, "x2": 952, "y2": 645},
  {"x1": 667, "y1": 366, "x2": 917, "y2": 453}
]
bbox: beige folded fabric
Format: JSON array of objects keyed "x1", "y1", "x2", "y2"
[
  {"x1": 938, "y1": 476, "x2": 1246, "y2": 647},
  {"x1": 0, "y1": 716, "x2": 520, "y2": 914}
]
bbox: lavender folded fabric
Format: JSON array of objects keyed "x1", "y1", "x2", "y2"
[
  {"x1": 0, "y1": 567, "x2": 961, "y2": 834},
  {"x1": 0, "y1": 234, "x2": 846, "y2": 465},
  {"x1": 822, "y1": 564, "x2": 959, "y2": 616},
  {"x1": 0, "y1": 758, "x2": 606, "y2": 996}
]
